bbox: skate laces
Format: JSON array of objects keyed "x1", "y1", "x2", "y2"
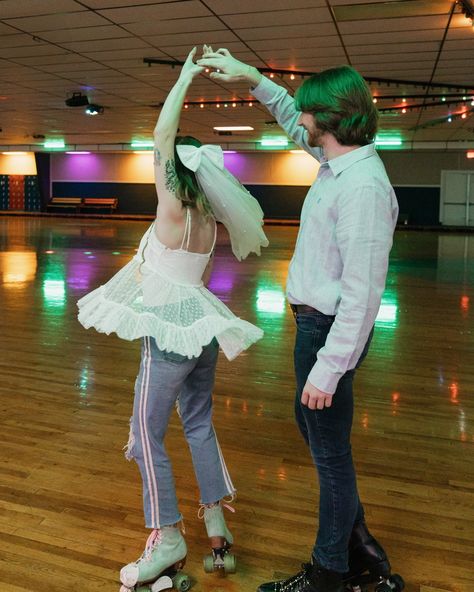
[
  {"x1": 198, "y1": 500, "x2": 236, "y2": 520},
  {"x1": 143, "y1": 529, "x2": 163, "y2": 561}
]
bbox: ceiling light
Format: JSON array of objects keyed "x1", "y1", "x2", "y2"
[
  {"x1": 260, "y1": 138, "x2": 289, "y2": 147},
  {"x1": 44, "y1": 140, "x2": 65, "y2": 149},
  {"x1": 2, "y1": 151, "x2": 27, "y2": 155},
  {"x1": 467, "y1": 151, "x2": 474, "y2": 158},
  {"x1": 213, "y1": 126, "x2": 254, "y2": 131},
  {"x1": 375, "y1": 135, "x2": 402, "y2": 146},
  {"x1": 131, "y1": 140, "x2": 153, "y2": 148},
  {"x1": 85, "y1": 104, "x2": 104, "y2": 116},
  {"x1": 66, "y1": 151, "x2": 91, "y2": 154}
]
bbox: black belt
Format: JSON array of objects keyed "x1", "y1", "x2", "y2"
[
  {"x1": 290, "y1": 303, "x2": 335, "y2": 318},
  {"x1": 290, "y1": 304, "x2": 320, "y2": 314}
]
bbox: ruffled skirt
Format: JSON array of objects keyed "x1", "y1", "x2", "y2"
[{"x1": 77, "y1": 258, "x2": 263, "y2": 361}]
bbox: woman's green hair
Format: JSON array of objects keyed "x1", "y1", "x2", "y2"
[
  {"x1": 295, "y1": 65, "x2": 378, "y2": 146},
  {"x1": 174, "y1": 136, "x2": 212, "y2": 217}
]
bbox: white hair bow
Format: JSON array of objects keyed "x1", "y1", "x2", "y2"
[
  {"x1": 176, "y1": 144, "x2": 224, "y2": 172},
  {"x1": 175, "y1": 143, "x2": 268, "y2": 261}
]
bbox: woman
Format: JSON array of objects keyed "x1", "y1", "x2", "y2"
[{"x1": 77, "y1": 47, "x2": 268, "y2": 591}]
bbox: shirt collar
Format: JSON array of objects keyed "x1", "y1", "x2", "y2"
[{"x1": 322, "y1": 143, "x2": 376, "y2": 176}]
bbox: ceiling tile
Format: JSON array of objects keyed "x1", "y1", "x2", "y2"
[
  {"x1": 125, "y1": 16, "x2": 225, "y2": 37},
  {"x1": 339, "y1": 14, "x2": 451, "y2": 34},
  {"x1": 142, "y1": 30, "x2": 239, "y2": 48},
  {"x1": 81, "y1": 0, "x2": 181, "y2": 6},
  {"x1": 1, "y1": 45, "x2": 71, "y2": 59},
  {"x1": 222, "y1": 7, "x2": 332, "y2": 28},
  {"x1": 333, "y1": 0, "x2": 452, "y2": 19},
  {"x1": 60, "y1": 37, "x2": 150, "y2": 53},
  {"x1": 35, "y1": 25, "x2": 128, "y2": 44},
  {"x1": 248, "y1": 37, "x2": 343, "y2": 51},
  {"x1": 0, "y1": 0, "x2": 86, "y2": 18},
  {"x1": 206, "y1": 0, "x2": 326, "y2": 12},
  {"x1": 96, "y1": 1, "x2": 211, "y2": 24},
  {"x1": 5, "y1": 11, "x2": 110, "y2": 32},
  {"x1": 343, "y1": 29, "x2": 446, "y2": 45},
  {"x1": 238, "y1": 22, "x2": 338, "y2": 41}
]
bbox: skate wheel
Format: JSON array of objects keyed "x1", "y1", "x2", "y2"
[
  {"x1": 172, "y1": 573, "x2": 191, "y2": 591},
  {"x1": 390, "y1": 574, "x2": 405, "y2": 592},
  {"x1": 223, "y1": 553, "x2": 236, "y2": 574},
  {"x1": 203, "y1": 554, "x2": 215, "y2": 573}
]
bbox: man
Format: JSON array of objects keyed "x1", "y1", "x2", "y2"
[{"x1": 198, "y1": 48, "x2": 399, "y2": 592}]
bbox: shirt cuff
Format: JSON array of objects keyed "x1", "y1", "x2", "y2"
[
  {"x1": 307, "y1": 363, "x2": 342, "y2": 396},
  {"x1": 250, "y1": 76, "x2": 282, "y2": 102}
]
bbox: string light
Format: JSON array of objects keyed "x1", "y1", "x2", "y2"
[{"x1": 146, "y1": 57, "x2": 474, "y2": 96}]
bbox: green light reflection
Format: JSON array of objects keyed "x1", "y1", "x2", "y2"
[
  {"x1": 256, "y1": 286, "x2": 286, "y2": 314},
  {"x1": 375, "y1": 288, "x2": 399, "y2": 328},
  {"x1": 41, "y1": 256, "x2": 67, "y2": 311},
  {"x1": 42, "y1": 279, "x2": 66, "y2": 306}
]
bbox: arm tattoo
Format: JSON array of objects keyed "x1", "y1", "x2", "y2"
[
  {"x1": 165, "y1": 159, "x2": 178, "y2": 192},
  {"x1": 153, "y1": 148, "x2": 161, "y2": 166}
]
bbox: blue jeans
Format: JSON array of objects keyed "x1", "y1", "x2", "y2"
[
  {"x1": 293, "y1": 310, "x2": 372, "y2": 573},
  {"x1": 126, "y1": 336, "x2": 235, "y2": 529}
]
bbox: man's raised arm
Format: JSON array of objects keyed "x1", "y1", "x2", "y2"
[{"x1": 197, "y1": 47, "x2": 322, "y2": 160}]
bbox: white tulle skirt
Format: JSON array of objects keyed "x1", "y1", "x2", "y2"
[{"x1": 77, "y1": 258, "x2": 263, "y2": 361}]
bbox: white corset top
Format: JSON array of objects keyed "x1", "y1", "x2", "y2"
[{"x1": 134, "y1": 210, "x2": 216, "y2": 288}]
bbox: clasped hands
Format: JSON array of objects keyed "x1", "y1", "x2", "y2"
[{"x1": 180, "y1": 45, "x2": 261, "y2": 86}]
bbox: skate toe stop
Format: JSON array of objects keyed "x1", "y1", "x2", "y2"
[{"x1": 120, "y1": 564, "x2": 139, "y2": 587}]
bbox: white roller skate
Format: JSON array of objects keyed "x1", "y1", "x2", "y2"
[
  {"x1": 199, "y1": 501, "x2": 236, "y2": 575},
  {"x1": 120, "y1": 526, "x2": 191, "y2": 592}
]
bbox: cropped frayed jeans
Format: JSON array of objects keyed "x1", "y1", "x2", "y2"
[
  {"x1": 126, "y1": 336, "x2": 235, "y2": 529},
  {"x1": 293, "y1": 310, "x2": 372, "y2": 573}
]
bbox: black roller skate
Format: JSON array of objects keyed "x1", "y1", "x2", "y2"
[
  {"x1": 344, "y1": 522, "x2": 404, "y2": 592},
  {"x1": 257, "y1": 561, "x2": 344, "y2": 592}
]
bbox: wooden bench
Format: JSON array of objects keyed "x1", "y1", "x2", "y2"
[
  {"x1": 81, "y1": 198, "x2": 118, "y2": 213},
  {"x1": 46, "y1": 197, "x2": 82, "y2": 212}
]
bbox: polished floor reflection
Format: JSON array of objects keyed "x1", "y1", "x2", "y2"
[{"x1": 0, "y1": 216, "x2": 473, "y2": 592}]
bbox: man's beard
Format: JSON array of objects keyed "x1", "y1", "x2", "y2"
[{"x1": 307, "y1": 128, "x2": 324, "y2": 147}]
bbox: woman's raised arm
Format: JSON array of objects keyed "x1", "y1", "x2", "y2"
[{"x1": 153, "y1": 47, "x2": 203, "y2": 215}]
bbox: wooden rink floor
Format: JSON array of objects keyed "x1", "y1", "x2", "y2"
[{"x1": 0, "y1": 216, "x2": 473, "y2": 592}]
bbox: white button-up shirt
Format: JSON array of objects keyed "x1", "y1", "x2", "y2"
[{"x1": 252, "y1": 77, "x2": 399, "y2": 394}]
